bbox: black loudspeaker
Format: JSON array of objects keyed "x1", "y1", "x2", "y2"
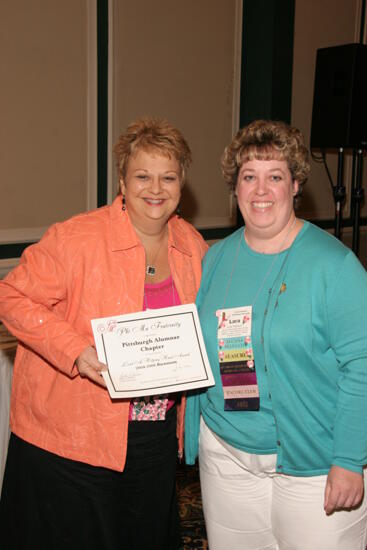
[{"x1": 310, "y1": 43, "x2": 367, "y2": 149}]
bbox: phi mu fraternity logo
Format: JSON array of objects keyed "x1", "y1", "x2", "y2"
[
  {"x1": 97, "y1": 319, "x2": 117, "y2": 334},
  {"x1": 107, "y1": 320, "x2": 117, "y2": 332},
  {"x1": 97, "y1": 324, "x2": 105, "y2": 334}
]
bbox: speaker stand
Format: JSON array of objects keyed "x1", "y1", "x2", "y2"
[
  {"x1": 352, "y1": 150, "x2": 364, "y2": 255},
  {"x1": 333, "y1": 148, "x2": 346, "y2": 240}
]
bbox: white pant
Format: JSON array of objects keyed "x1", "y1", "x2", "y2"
[{"x1": 199, "y1": 419, "x2": 367, "y2": 550}]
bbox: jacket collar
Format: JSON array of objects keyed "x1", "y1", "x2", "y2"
[
  {"x1": 167, "y1": 218, "x2": 192, "y2": 257},
  {"x1": 109, "y1": 195, "x2": 192, "y2": 256}
]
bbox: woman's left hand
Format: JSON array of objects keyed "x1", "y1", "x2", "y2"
[
  {"x1": 324, "y1": 465, "x2": 364, "y2": 514},
  {"x1": 76, "y1": 345, "x2": 107, "y2": 388}
]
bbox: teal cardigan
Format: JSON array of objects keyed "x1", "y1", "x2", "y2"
[{"x1": 185, "y1": 222, "x2": 367, "y2": 476}]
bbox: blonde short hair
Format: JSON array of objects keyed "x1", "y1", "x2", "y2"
[
  {"x1": 114, "y1": 117, "x2": 192, "y2": 185},
  {"x1": 222, "y1": 120, "x2": 310, "y2": 200}
]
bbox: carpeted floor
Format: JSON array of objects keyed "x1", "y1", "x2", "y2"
[{"x1": 177, "y1": 462, "x2": 208, "y2": 549}]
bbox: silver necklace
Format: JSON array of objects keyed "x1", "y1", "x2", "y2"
[
  {"x1": 222, "y1": 217, "x2": 297, "y2": 309},
  {"x1": 145, "y1": 237, "x2": 165, "y2": 277},
  {"x1": 146, "y1": 264, "x2": 157, "y2": 276}
]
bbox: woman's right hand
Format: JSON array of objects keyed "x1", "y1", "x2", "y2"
[{"x1": 75, "y1": 346, "x2": 107, "y2": 388}]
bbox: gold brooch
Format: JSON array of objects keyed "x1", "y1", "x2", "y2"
[{"x1": 280, "y1": 283, "x2": 287, "y2": 293}]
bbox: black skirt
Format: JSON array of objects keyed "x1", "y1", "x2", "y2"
[{"x1": 0, "y1": 406, "x2": 180, "y2": 550}]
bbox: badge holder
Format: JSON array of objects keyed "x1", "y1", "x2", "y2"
[{"x1": 217, "y1": 306, "x2": 259, "y2": 411}]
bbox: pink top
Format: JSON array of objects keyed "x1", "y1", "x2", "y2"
[
  {"x1": 143, "y1": 275, "x2": 181, "y2": 311},
  {"x1": 129, "y1": 276, "x2": 181, "y2": 420}
]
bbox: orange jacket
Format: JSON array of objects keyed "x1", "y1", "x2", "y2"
[{"x1": 0, "y1": 196, "x2": 208, "y2": 471}]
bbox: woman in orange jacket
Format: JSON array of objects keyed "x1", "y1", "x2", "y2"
[{"x1": 0, "y1": 117, "x2": 208, "y2": 550}]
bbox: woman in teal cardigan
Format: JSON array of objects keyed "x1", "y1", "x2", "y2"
[{"x1": 185, "y1": 120, "x2": 367, "y2": 550}]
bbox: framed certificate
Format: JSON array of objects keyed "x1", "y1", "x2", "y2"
[{"x1": 91, "y1": 303, "x2": 214, "y2": 399}]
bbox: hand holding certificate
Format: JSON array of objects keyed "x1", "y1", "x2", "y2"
[{"x1": 91, "y1": 303, "x2": 214, "y2": 399}]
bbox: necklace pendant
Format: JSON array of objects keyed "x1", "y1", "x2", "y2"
[{"x1": 146, "y1": 265, "x2": 156, "y2": 276}]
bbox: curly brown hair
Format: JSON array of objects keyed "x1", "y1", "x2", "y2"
[
  {"x1": 114, "y1": 117, "x2": 192, "y2": 186},
  {"x1": 221, "y1": 120, "x2": 310, "y2": 200}
]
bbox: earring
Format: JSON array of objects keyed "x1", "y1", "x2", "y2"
[{"x1": 122, "y1": 195, "x2": 126, "y2": 211}]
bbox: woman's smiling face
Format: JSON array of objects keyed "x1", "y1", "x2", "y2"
[
  {"x1": 120, "y1": 149, "x2": 181, "y2": 231},
  {"x1": 236, "y1": 158, "x2": 299, "y2": 246}
]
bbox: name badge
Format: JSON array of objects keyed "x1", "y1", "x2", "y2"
[{"x1": 216, "y1": 306, "x2": 259, "y2": 411}]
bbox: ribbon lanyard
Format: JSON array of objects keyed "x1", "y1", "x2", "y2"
[
  {"x1": 216, "y1": 306, "x2": 259, "y2": 411},
  {"x1": 216, "y1": 220, "x2": 297, "y2": 412}
]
